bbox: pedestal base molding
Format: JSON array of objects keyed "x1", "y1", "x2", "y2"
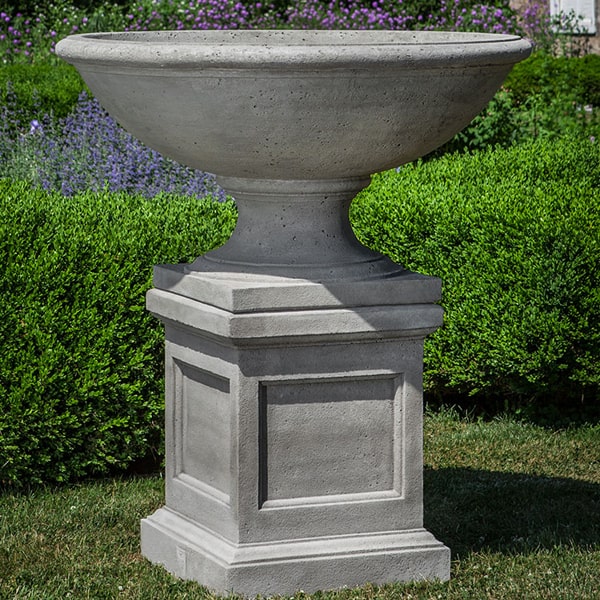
[{"x1": 142, "y1": 507, "x2": 450, "y2": 597}]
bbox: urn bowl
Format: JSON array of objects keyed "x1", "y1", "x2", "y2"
[
  {"x1": 57, "y1": 30, "x2": 530, "y2": 279},
  {"x1": 57, "y1": 30, "x2": 530, "y2": 180}
]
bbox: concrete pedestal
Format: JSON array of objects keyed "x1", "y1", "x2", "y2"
[{"x1": 141, "y1": 264, "x2": 450, "y2": 596}]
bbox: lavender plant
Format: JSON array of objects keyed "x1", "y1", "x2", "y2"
[
  {"x1": 4, "y1": 0, "x2": 593, "y2": 65},
  {"x1": 113, "y1": 0, "x2": 420, "y2": 32},
  {"x1": 274, "y1": 0, "x2": 416, "y2": 30},
  {"x1": 0, "y1": 0, "x2": 125, "y2": 64},
  {"x1": 519, "y1": 0, "x2": 552, "y2": 44},
  {"x1": 0, "y1": 92, "x2": 224, "y2": 199},
  {"x1": 112, "y1": 0, "x2": 519, "y2": 34},
  {"x1": 123, "y1": 0, "x2": 279, "y2": 31}
]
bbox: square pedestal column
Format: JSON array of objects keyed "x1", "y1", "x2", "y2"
[{"x1": 141, "y1": 265, "x2": 450, "y2": 596}]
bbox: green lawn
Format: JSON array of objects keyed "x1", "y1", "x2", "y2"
[{"x1": 1, "y1": 408, "x2": 598, "y2": 599}]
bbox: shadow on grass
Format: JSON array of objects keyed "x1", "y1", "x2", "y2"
[{"x1": 424, "y1": 467, "x2": 600, "y2": 558}]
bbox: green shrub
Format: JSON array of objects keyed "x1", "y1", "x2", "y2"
[
  {"x1": 439, "y1": 89, "x2": 520, "y2": 153},
  {"x1": 575, "y1": 54, "x2": 600, "y2": 107},
  {"x1": 2, "y1": 138, "x2": 598, "y2": 486},
  {"x1": 504, "y1": 52, "x2": 600, "y2": 106},
  {"x1": 352, "y1": 137, "x2": 599, "y2": 420},
  {"x1": 0, "y1": 181, "x2": 236, "y2": 486},
  {"x1": 0, "y1": 63, "x2": 86, "y2": 124},
  {"x1": 440, "y1": 53, "x2": 600, "y2": 154}
]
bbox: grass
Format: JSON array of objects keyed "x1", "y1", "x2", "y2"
[{"x1": 1, "y1": 408, "x2": 598, "y2": 599}]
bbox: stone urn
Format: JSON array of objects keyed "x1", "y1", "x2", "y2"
[{"x1": 57, "y1": 30, "x2": 530, "y2": 597}]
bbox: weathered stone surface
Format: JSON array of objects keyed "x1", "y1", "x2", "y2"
[
  {"x1": 142, "y1": 513, "x2": 450, "y2": 597},
  {"x1": 56, "y1": 31, "x2": 531, "y2": 181},
  {"x1": 153, "y1": 264, "x2": 442, "y2": 312},
  {"x1": 57, "y1": 30, "x2": 531, "y2": 279},
  {"x1": 141, "y1": 271, "x2": 449, "y2": 596}
]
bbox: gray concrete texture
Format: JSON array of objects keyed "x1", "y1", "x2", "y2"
[
  {"x1": 57, "y1": 30, "x2": 531, "y2": 180},
  {"x1": 56, "y1": 30, "x2": 531, "y2": 596},
  {"x1": 141, "y1": 270, "x2": 450, "y2": 596},
  {"x1": 57, "y1": 30, "x2": 530, "y2": 280}
]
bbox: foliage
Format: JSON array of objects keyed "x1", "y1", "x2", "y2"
[
  {"x1": 0, "y1": 1, "x2": 125, "y2": 64},
  {"x1": 423, "y1": 0, "x2": 518, "y2": 34},
  {"x1": 504, "y1": 51, "x2": 600, "y2": 106},
  {"x1": 3, "y1": 0, "x2": 596, "y2": 65},
  {"x1": 352, "y1": 137, "x2": 600, "y2": 420},
  {"x1": 439, "y1": 52, "x2": 600, "y2": 154},
  {"x1": 0, "y1": 91, "x2": 224, "y2": 199},
  {"x1": 279, "y1": 0, "x2": 515, "y2": 32},
  {"x1": 503, "y1": 53, "x2": 600, "y2": 143},
  {"x1": 2, "y1": 138, "x2": 597, "y2": 488},
  {"x1": 0, "y1": 62, "x2": 85, "y2": 124},
  {"x1": 440, "y1": 88, "x2": 520, "y2": 153},
  {"x1": 0, "y1": 181, "x2": 237, "y2": 486},
  {"x1": 518, "y1": 0, "x2": 593, "y2": 56},
  {"x1": 0, "y1": 0, "x2": 597, "y2": 487}
]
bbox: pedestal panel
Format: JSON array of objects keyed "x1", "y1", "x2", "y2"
[
  {"x1": 176, "y1": 361, "x2": 231, "y2": 501},
  {"x1": 259, "y1": 375, "x2": 399, "y2": 503}
]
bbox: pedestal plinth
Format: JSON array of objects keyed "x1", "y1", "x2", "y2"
[{"x1": 141, "y1": 265, "x2": 450, "y2": 596}]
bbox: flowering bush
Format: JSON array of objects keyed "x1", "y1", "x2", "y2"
[
  {"x1": 427, "y1": 0, "x2": 517, "y2": 33},
  {"x1": 0, "y1": 1, "x2": 124, "y2": 64},
  {"x1": 123, "y1": 0, "x2": 278, "y2": 30},
  {"x1": 253, "y1": 0, "x2": 416, "y2": 31},
  {"x1": 518, "y1": 0, "x2": 592, "y2": 55},
  {"x1": 2, "y1": 0, "x2": 595, "y2": 64},
  {"x1": 0, "y1": 91, "x2": 224, "y2": 199},
  {"x1": 84, "y1": 0, "x2": 519, "y2": 34},
  {"x1": 0, "y1": 0, "x2": 524, "y2": 64}
]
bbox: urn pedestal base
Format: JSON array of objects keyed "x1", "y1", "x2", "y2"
[
  {"x1": 141, "y1": 265, "x2": 450, "y2": 596},
  {"x1": 142, "y1": 510, "x2": 449, "y2": 596}
]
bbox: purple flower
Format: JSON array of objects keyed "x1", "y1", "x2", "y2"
[
  {"x1": 29, "y1": 119, "x2": 42, "y2": 134},
  {"x1": 3, "y1": 93, "x2": 225, "y2": 201}
]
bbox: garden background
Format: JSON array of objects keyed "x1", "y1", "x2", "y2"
[{"x1": 0, "y1": 0, "x2": 599, "y2": 597}]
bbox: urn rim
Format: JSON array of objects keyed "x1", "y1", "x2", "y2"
[{"x1": 56, "y1": 29, "x2": 531, "y2": 70}]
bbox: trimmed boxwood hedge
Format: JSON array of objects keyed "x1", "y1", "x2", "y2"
[
  {"x1": 0, "y1": 63, "x2": 87, "y2": 124},
  {"x1": 352, "y1": 136, "x2": 599, "y2": 422},
  {"x1": 504, "y1": 52, "x2": 600, "y2": 107},
  {"x1": 0, "y1": 182, "x2": 236, "y2": 486},
  {"x1": 1, "y1": 136, "x2": 598, "y2": 486}
]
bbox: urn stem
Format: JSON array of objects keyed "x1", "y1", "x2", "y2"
[{"x1": 188, "y1": 176, "x2": 403, "y2": 281}]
